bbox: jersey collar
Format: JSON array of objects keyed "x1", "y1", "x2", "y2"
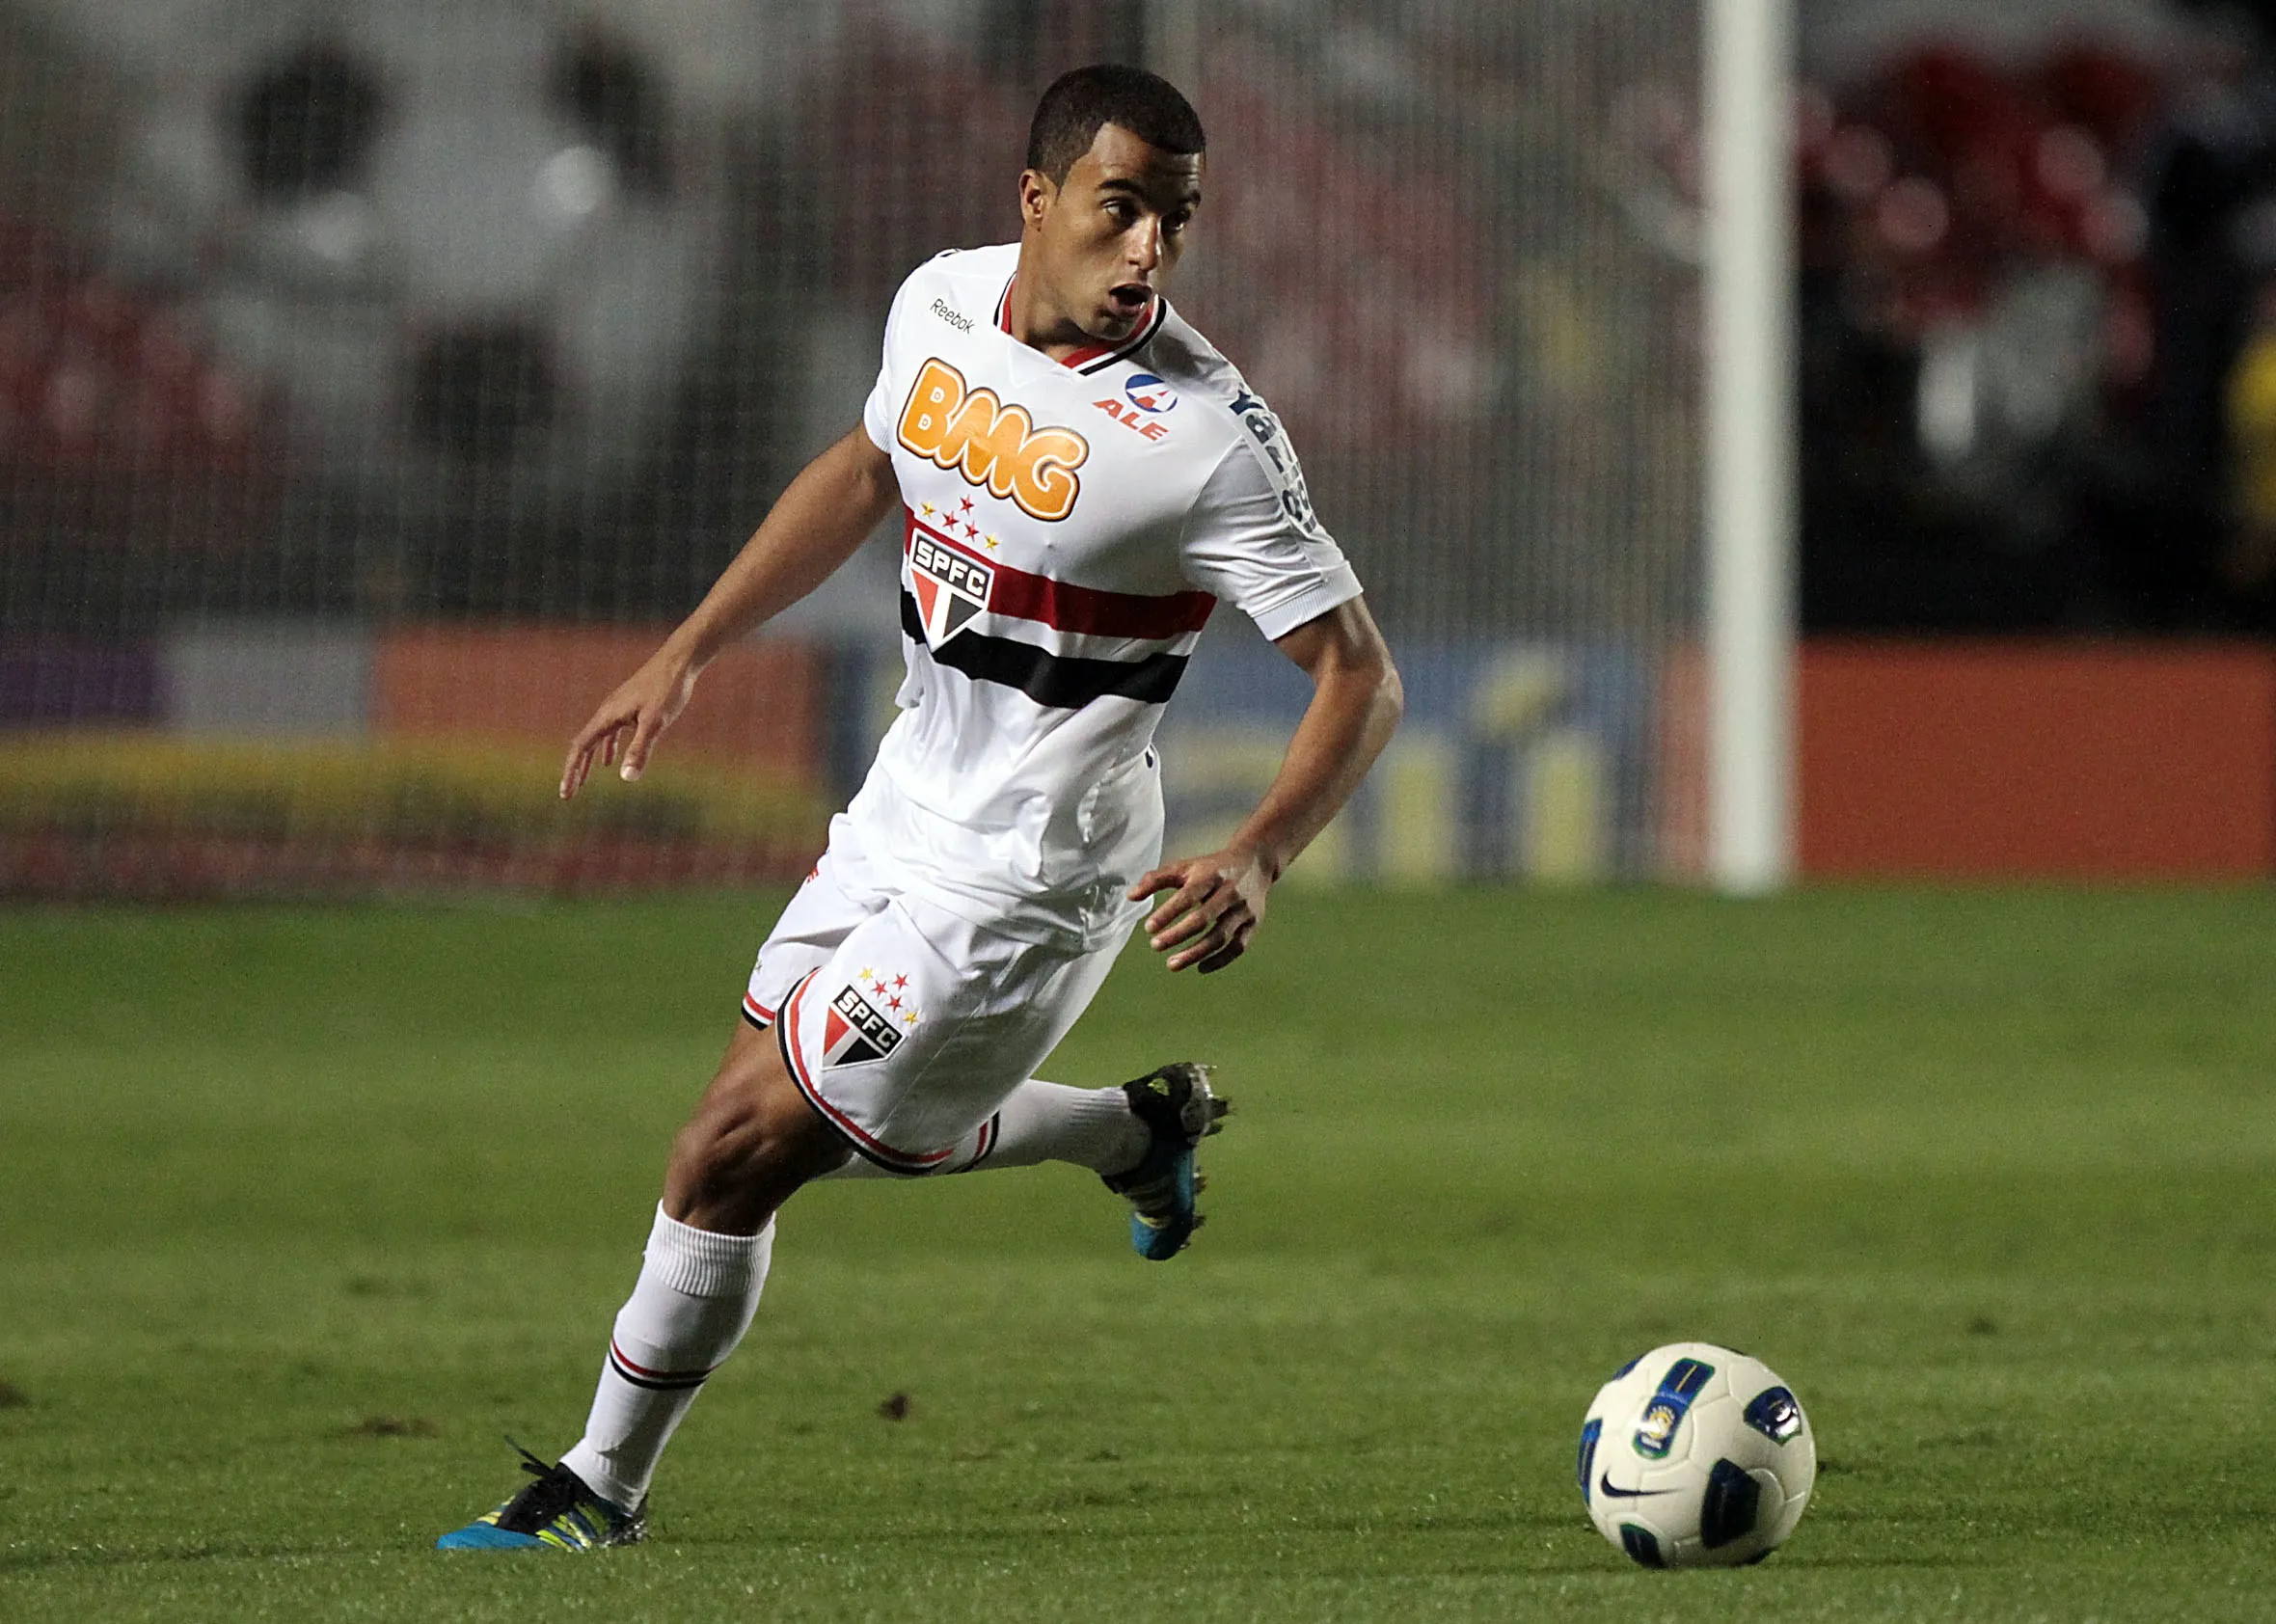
[{"x1": 995, "y1": 274, "x2": 1166, "y2": 376}]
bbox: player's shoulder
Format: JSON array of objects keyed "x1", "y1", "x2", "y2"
[
  {"x1": 886, "y1": 243, "x2": 1017, "y2": 332},
  {"x1": 1143, "y1": 306, "x2": 1302, "y2": 474},
  {"x1": 1140, "y1": 305, "x2": 1243, "y2": 414}
]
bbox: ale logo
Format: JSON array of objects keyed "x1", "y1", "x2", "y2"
[
  {"x1": 1124, "y1": 372, "x2": 1177, "y2": 413},
  {"x1": 908, "y1": 528, "x2": 993, "y2": 648},
  {"x1": 897, "y1": 358, "x2": 1089, "y2": 521}
]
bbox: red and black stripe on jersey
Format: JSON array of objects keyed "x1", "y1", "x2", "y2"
[{"x1": 901, "y1": 506, "x2": 1213, "y2": 710}]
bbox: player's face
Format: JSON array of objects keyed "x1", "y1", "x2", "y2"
[{"x1": 1022, "y1": 123, "x2": 1203, "y2": 343}]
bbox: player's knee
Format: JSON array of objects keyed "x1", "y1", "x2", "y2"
[
  {"x1": 664, "y1": 1052, "x2": 849, "y2": 1226},
  {"x1": 666, "y1": 1102, "x2": 754, "y2": 1192},
  {"x1": 671, "y1": 1093, "x2": 826, "y2": 1188}
]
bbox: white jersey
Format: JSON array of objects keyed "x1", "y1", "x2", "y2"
[{"x1": 846, "y1": 242, "x2": 1362, "y2": 950}]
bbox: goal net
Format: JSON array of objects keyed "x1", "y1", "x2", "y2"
[{"x1": 0, "y1": 0, "x2": 1704, "y2": 896}]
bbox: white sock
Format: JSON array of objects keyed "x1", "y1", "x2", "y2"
[
  {"x1": 558, "y1": 1204, "x2": 772, "y2": 1509},
  {"x1": 819, "y1": 1079, "x2": 1148, "y2": 1179}
]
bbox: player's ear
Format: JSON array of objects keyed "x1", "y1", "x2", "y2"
[{"x1": 1018, "y1": 168, "x2": 1055, "y2": 228}]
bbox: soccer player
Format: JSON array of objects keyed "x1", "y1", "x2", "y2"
[{"x1": 438, "y1": 64, "x2": 1401, "y2": 1551}]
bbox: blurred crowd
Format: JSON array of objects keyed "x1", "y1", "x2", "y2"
[
  {"x1": 14, "y1": 0, "x2": 2276, "y2": 642},
  {"x1": 0, "y1": 0, "x2": 1702, "y2": 647},
  {"x1": 1801, "y1": 0, "x2": 2276, "y2": 634}
]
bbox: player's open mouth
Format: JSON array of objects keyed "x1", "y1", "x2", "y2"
[{"x1": 1105, "y1": 284, "x2": 1152, "y2": 320}]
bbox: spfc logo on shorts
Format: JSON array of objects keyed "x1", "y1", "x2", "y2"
[
  {"x1": 908, "y1": 530, "x2": 993, "y2": 648},
  {"x1": 823, "y1": 970, "x2": 917, "y2": 1067}
]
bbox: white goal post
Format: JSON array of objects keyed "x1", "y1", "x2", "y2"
[{"x1": 1704, "y1": 0, "x2": 1799, "y2": 893}]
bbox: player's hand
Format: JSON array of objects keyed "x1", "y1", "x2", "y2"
[
  {"x1": 559, "y1": 651, "x2": 698, "y2": 798},
  {"x1": 1128, "y1": 848, "x2": 1274, "y2": 974}
]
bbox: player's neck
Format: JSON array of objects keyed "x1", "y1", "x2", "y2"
[{"x1": 1002, "y1": 261, "x2": 1115, "y2": 365}]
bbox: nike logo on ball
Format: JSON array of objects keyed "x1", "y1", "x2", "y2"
[{"x1": 1597, "y1": 1472, "x2": 1677, "y2": 1501}]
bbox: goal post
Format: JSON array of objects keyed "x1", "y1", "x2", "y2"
[
  {"x1": 1703, "y1": 0, "x2": 1799, "y2": 894},
  {"x1": 0, "y1": 0, "x2": 1770, "y2": 899}
]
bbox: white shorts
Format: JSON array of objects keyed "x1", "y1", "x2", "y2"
[{"x1": 742, "y1": 814, "x2": 1126, "y2": 1173}]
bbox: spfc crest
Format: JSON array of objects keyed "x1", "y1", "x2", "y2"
[
  {"x1": 908, "y1": 529, "x2": 993, "y2": 647},
  {"x1": 823, "y1": 971, "x2": 917, "y2": 1067}
]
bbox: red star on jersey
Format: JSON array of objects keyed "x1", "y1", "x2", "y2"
[
  {"x1": 892, "y1": 975, "x2": 908, "y2": 990},
  {"x1": 958, "y1": 497, "x2": 974, "y2": 514}
]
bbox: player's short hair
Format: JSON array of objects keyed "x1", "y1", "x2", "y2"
[{"x1": 1025, "y1": 65, "x2": 1205, "y2": 184}]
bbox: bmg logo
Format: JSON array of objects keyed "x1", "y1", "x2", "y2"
[{"x1": 897, "y1": 358, "x2": 1089, "y2": 521}]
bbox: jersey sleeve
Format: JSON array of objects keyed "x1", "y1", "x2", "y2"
[
  {"x1": 861, "y1": 362, "x2": 896, "y2": 453},
  {"x1": 1179, "y1": 398, "x2": 1364, "y2": 640},
  {"x1": 861, "y1": 274, "x2": 922, "y2": 452}
]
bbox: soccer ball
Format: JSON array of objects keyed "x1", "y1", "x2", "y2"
[{"x1": 1577, "y1": 1341, "x2": 1816, "y2": 1568}]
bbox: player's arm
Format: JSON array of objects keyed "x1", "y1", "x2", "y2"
[
  {"x1": 1129, "y1": 595, "x2": 1401, "y2": 973},
  {"x1": 560, "y1": 426, "x2": 899, "y2": 798}
]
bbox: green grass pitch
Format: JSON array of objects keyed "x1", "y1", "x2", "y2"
[{"x1": 3, "y1": 886, "x2": 2273, "y2": 1621}]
